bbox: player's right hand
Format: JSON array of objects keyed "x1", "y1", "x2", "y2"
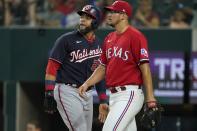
[
  {"x1": 78, "y1": 83, "x2": 89, "y2": 98},
  {"x1": 44, "y1": 90, "x2": 57, "y2": 114},
  {"x1": 98, "y1": 103, "x2": 109, "y2": 123}
]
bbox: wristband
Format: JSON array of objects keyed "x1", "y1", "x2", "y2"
[
  {"x1": 45, "y1": 80, "x2": 55, "y2": 91},
  {"x1": 99, "y1": 93, "x2": 108, "y2": 104}
]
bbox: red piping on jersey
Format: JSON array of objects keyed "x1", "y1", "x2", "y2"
[
  {"x1": 113, "y1": 91, "x2": 134, "y2": 131},
  {"x1": 98, "y1": 59, "x2": 106, "y2": 66},
  {"x1": 86, "y1": 35, "x2": 95, "y2": 43},
  {"x1": 46, "y1": 59, "x2": 61, "y2": 76},
  {"x1": 58, "y1": 85, "x2": 75, "y2": 131},
  {"x1": 78, "y1": 31, "x2": 95, "y2": 43},
  {"x1": 49, "y1": 58, "x2": 62, "y2": 64}
]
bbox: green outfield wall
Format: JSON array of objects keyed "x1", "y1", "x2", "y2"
[{"x1": 0, "y1": 28, "x2": 192, "y2": 81}]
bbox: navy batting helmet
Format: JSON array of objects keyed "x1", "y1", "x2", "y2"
[{"x1": 77, "y1": 5, "x2": 102, "y2": 29}]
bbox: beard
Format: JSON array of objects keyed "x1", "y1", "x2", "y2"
[
  {"x1": 78, "y1": 24, "x2": 94, "y2": 35},
  {"x1": 107, "y1": 23, "x2": 115, "y2": 27},
  {"x1": 106, "y1": 18, "x2": 121, "y2": 28},
  {"x1": 106, "y1": 18, "x2": 114, "y2": 27}
]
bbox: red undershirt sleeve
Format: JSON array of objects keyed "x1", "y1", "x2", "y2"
[{"x1": 45, "y1": 59, "x2": 61, "y2": 91}]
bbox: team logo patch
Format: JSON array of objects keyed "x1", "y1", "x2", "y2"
[
  {"x1": 141, "y1": 48, "x2": 148, "y2": 57},
  {"x1": 91, "y1": 59, "x2": 100, "y2": 71},
  {"x1": 83, "y1": 5, "x2": 92, "y2": 11}
]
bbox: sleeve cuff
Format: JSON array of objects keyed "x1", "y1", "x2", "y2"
[
  {"x1": 138, "y1": 59, "x2": 149, "y2": 65},
  {"x1": 99, "y1": 93, "x2": 108, "y2": 103},
  {"x1": 45, "y1": 80, "x2": 55, "y2": 91}
]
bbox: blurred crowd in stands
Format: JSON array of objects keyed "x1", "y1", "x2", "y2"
[{"x1": 0, "y1": 0, "x2": 197, "y2": 28}]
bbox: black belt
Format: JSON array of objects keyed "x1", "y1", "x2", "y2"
[
  {"x1": 110, "y1": 85, "x2": 141, "y2": 94},
  {"x1": 65, "y1": 83, "x2": 93, "y2": 91},
  {"x1": 65, "y1": 83, "x2": 78, "y2": 88}
]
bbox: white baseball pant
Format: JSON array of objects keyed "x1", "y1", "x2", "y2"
[{"x1": 102, "y1": 85, "x2": 144, "y2": 131}]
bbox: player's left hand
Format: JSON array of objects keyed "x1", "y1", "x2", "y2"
[
  {"x1": 98, "y1": 103, "x2": 109, "y2": 123},
  {"x1": 140, "y1": 101, "x2": 164, "y2": 129},
  {"x1": 44, "y1": 90, "x2": 57, "y2": 114},
  {"x1": 146, "y1": 97, "x2": 157, "y2": 108},
  {"x1": 78, "y1": 83, "x2": 89, "y2": 98}
]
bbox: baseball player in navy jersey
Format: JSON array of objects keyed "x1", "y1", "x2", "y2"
[
  {"x1": 79, "y1": 1, "x2": 157, "y2": 131},
  {"x1": 44, "y1": 5, "x2": 108, "y2": 131}
]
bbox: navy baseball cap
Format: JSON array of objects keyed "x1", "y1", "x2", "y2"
[{"x1": 77, "y1": 5, "x2": 98, "y2": 19}]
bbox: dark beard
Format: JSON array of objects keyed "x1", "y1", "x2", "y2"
[
  {"x1": 107, "y1": 18, "x2": 121, "y2": 28},
  {"x1": 108, "y1": 23, "x2": 115, "y2": 27},
  {"x1": 78, "y1": 25, "x2": 94, "y2": 35}
]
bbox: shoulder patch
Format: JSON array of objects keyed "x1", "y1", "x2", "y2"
[{"x1": 141, "y1": 48, "x2": 148, "y2": 57}]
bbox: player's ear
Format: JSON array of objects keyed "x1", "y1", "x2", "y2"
[
  {"x1": 124, "y1": 14, "x2": 129, "y2": 20},
  {"x1": 121, "y1": 13, "x2": 127, "y2": 20}
]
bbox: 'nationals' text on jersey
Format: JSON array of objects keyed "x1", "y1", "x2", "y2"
[{"x1": 70, "y1": 46, "x2": 102, "y2": 63}]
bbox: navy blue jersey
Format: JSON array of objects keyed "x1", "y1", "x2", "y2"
[{"x1": 49, "y1": 30, "x2": 104, "y2": 89}]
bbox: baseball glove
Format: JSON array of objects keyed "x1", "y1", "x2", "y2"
[
  {"x1": 44, "y1": 90, "x2": 57, "y2": 114},
  {"x1": 140, "y1": 102, "x2": 164, "y2": 129}
]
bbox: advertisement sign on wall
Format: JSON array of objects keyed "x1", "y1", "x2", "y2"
[
  {"x1": 149, "y1": 52, "x2": 185, "y2": 104},
  {"x1": 189, "y1": 52, "x2": 197, "y2": 103},
  {"x1": 93, "y1": 52, "x2": 185, "y2": 104}
]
